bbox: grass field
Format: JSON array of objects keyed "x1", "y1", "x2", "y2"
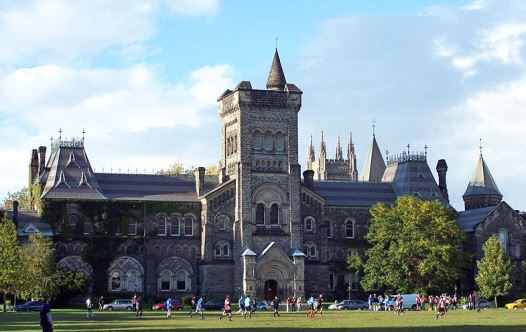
[{"x1": 1, "y1": 309, "x2": 525, "y2": 332}]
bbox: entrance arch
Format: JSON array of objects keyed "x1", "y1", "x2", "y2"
[{"x1": 264, "y1": 280, "x2": 278, "y2": 300}]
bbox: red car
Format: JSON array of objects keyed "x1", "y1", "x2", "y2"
[{"x1": 151, "y1": 301, "x2": 183, "y2": 311}]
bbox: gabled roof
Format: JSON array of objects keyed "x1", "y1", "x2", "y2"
[
  {"x1": 7, "y1": 210, "x2": 53, "y2": 237},
  {"x1": 456, "y1": 206, "x2": 496, "y2": 232},
  {"x1": 360, "y1": 135, "x2": 386, "y2": 182},
  {"x1": 463, "y1": 154, "x2": 502, "y2": 198},
  {"x1": 266, "y1": 49, "x2": 286, "y2": 91}
]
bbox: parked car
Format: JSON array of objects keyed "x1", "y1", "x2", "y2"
[
  {"x1": 14, "y1": 300, "x2": 44, "y2": 312},
  {"x1": 255, "y1": 300, "x2": 269, "y2": 310},
  {"x1": 202, "y1": 299, "x2": 224, "y2": 310},
  {"x1": 462, "y1": 299, "x2": 495, "y2": 309},
  {"x1": 386, "y1": 294, "x2": 419, "y2": 310},
  {"x1": 328, "y1": 300, "x2": 368, "y2": 310},
  {"x1": 103, "y1": 299, "x2": 133, "y2": 311},
  {"x1": 505, "y1": 299, "x2": 526, "y2": 310},
  {"x1": 151, "y1": 301, "x2": 183, "y2": 311}
]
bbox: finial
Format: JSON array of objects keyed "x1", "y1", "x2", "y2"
[
  {"x1": 479, "y1": 138, "x2": 483, "y2": 155},
  {"x1": 58, "y1": 128, "x2": 62, "y2": 140},
  {"x1": 82, "y1": 129, "x2": 86, "y2": 141},
  {"x1": 321, "y1": 130, "x2": 324, "y2": 143},
  {"x1": 386, "y1": 150, "x2": 389, "y2": 161},
  {"x1": 275, "y1": 36, "x2": 278, "y2": 49},
  {"x1": 372, "y1": 118, "x2": 376, "y2": 136},
  {"x1": 349, "y1": 131, "x2": 353, "y2": 143},
  {"x1": 310, "y1": 135, "x2": 313, "y2": 145},
  {"x1": 424, "y1": 144, "x2": 428, "y2": 157},
  {"x1": 407, "y1": 143, "x2": 410, "y2": 154},
  {"x1": 49, "y1": 136, "x2": 53, "y2": 145}
]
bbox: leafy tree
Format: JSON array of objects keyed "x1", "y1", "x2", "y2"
[
  {"x1": 2, "y1": 187, "x2": 30, "y2": 210},
  {"x1": 205, "y1": 163, "x2": 220, "y2": 176},
  {"x1": 18, "y1": 233, "x2": 56, "y2": 299},
  {"x1": 0, "y1": 217, "x2": 19, "y2": 312},
  {"x1": 360, "y1": 196, "x2": 465, "y2": 293},
  {"x1": 53, "y1": 269, "x2": 89, "y2": 305},
  {"x1": 157, "y1": 161, "x2": 186, "y2": 176},
  {"x1": 475, "y1": 235, "x2": 512, "y2": 307}
]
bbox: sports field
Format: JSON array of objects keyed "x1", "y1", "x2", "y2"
[{"x1": 1, "y1": 309, "x2": 525, "y2": 332}]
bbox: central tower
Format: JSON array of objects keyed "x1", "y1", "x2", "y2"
[{"x1": 217, "y1": 49, "x2": 304, "y2": 299}]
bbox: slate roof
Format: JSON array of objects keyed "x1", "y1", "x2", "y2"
[
  {"x1": 360, "y1": 135, "x2": 386, "y2": 182},
  {"x1": 7, "y1": 210, "x2": 53, "y2": 236},
  {"x1": 266, "y1": 49, "x2": 286, "y2": 90},
  {"x1": 456, "y1": 206, "x2": 496, "y2": 232},
  {"x1": 463, "y1": 154, "x2": 502, "y2": 198},
  {"x1": 312, "y1": 181, "x2": 396, "y2": 207}
]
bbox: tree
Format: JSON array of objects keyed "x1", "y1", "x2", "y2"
[
  {"x1": 18, "y1": 233, "x2": 57, "y2": 299},
  {"x1": 359, "y1": 196, "x2": 465, "y2": 293},
  {"x1": 0, "y1": 217, "x2": 19, "y2": 312},
  {"x1": 53, "y1": 269, "x2": 89, "y2": 306},
  {"x1": 205, "y1": 163, "x2": 220, "y2": 176},
  {"x1": 2, "y1": 187, "x2": 30, "y2": 210},
  {"x1": 475, "y1": 235, "x2": 512, "y2": 308},
  {"x1": 157, "y1": 161, "x2": 185, "y2": 176}
]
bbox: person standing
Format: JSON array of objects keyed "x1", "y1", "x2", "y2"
[
  {"x1": 98, "y1": 296, "x2": 104, "y2": 312},
  {"x1": 429, "y1": 294, "x2": 435, "y2": 311},
  {"x1": 135, "y1": 296, "x2": 142, "y2": 319},
  {"x1": 368, "y1": 294, "x2": 373, "y2": 311},
  {"x1": 191, "y1": 295, "x2": 204, "y2": 319},
  {"x1": 238, "y1": 294, "x2": 245, "y2": 316},
  {"x1": 306, "y1": 295, "x2": 315, "y2": 318},
  {"x1": 219, "y1": 295, "x2": 232, "y2": 321},
  {"x1": 296, "y1": 296, "x2": 302, "y2": 312},
  {"x1": 40, "y1": 295, "x2": 53, "y2": 332},
  {"x1": 272, "y1": 296, "x2": 281, "y2": 317},
  {"x1": 85, "y1": 297, "x2": 93, "y2": 318},
  {"x1": 244, "y1": 295, "x2": 253, "y2": 318},
  {"x1": 315, "y1": 294, "x2": 324, "y2": 316},
  {"x1": 473, "y1": 292, "x2": 480, "y2": 312},
  {"x1": 190, "y1": 295, "x2": 196, "y2": 316},
  {"x1": 166, "y1": 297, "x2": 172, "y2": 318}
]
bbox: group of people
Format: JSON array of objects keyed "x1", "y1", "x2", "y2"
[
  {"x1": 286, "y1": 296, "x2": 302, "y2": 312},
  {"x1": 306, "y1": 294, "x2": 324, "y2": 318}
]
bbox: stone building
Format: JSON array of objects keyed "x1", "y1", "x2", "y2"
[{"x1": 11, "y1": 49, "x2": 525, "y2": 300}]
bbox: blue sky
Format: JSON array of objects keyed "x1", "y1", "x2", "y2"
[{"x1": 1, "y1": 0, "x2": 525, "y2": 211}]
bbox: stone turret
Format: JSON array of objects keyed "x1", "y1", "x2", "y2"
[{"x1": 463, "y1": 152, "x2": 502, "y2": 210}]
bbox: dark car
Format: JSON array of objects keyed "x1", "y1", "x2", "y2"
[
  {"x1": 14, "y1": 300, "x2": 44, "y2": 312},
  {"x1": 202, "y1": 299, "x2": 224, "y2": 310},
  {"x1": 328, "y1": 300, "x2": 368, "y2": 310},
  {"x1": 152, "y1": 301, "x2": 184, "y2": 311}
]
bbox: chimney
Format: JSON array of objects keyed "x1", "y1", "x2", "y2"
[
  {"x1": 303, "y1": 170, "x2": 314, "y2": 189},
  {"x1": 194, "y1": 167, "x2": 206, "y2": 197},
  {"x1": 30, "y1": 149, "x2": 39, "y2": 184},
  {"x1": 13, "y1": 200, "x2": 19, "y2": 229},
  {"x1": 436, "y1": 159, "x2": 449, "y2": 203},
  {"x1": 38, "y1": 146, "x2": 47, "y2": 177}
]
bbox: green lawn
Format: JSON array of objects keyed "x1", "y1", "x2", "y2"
[{"x1": 1, "y1": 309, "x2": 525, "y2": 332}]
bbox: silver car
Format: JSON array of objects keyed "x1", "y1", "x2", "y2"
[{"x1": 103, "y1": 299, "x2": 133, "y2": 311}]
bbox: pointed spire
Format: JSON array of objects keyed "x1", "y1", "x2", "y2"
[
  {"x1": 266, "y1": 48, "x2": 287, "y2": 91},
  {"x1": 317, "y1": 131, "x2": 327, "y2": 180},
  {"x1": 463, "y1": 153, "x2": 502, "y2": 198},
  {"x1": 307, "y1": 135, "x2": 315, "y2": 170},
  {"x1": 360, "y1": 135, "x2": 386, "y2": 182},
  {"x1": 347, "y1": 132, "x2": 358, "y2": 181},
  {"x1": 335, "y1": 136, "x2": 343, "y2": 160}
]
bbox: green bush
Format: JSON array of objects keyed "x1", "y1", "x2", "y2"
[{"x1": 181, "y1": 295, "x2": 193, "y2": 306}]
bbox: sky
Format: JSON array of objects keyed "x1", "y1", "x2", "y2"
[{"x1": 1, "y1": 0, "x2": 525, "y2": 211}]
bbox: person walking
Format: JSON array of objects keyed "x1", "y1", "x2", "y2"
[
  {"x1": 190, "y1": 295, "x2": 196, "y2": 317},
  {"x1": 166, "y1": 297, "x2": 172, "y2": 318},
  {"x1": 435, "y1": 294, "x2": 447, "y2": 319},
  {"x1": 306, "y1": 295, "x2": 315, "y2": 318},
  {"x1": 272, "y1": 296, "x2": 281, "y2": 317},
  {"x1": 190, "y1": 295, "x2": 204, "y2": 319},
  {"x1": 238, "y1": 294, "x2": 245, "y2": 316},
  {"x1": 315, "y1": 294, "x2": 324, "y2": 316},
  {"x1": 40, "y1": 295, "x2": 53, "y2": 332},
  {"x1": 86, "y1": 297, "x2": 93, "y2": 318},
  {"x1": 219, "y1": 295, "x2": 232, "y2": 321},
  {"x1": 98, "y1": 296, "x2": 104, "y2": 312}
]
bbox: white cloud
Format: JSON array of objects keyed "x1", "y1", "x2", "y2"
[{"x1": 162, "y1": 0, "x2": 218, "y2": 17}]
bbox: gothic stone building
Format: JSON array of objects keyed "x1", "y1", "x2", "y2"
[{"x1": 13, "y1": 50, "x2": 525, "y2": 300}]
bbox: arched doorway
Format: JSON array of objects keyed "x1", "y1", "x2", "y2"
[{"x1": 264, "y1": 280, "x2": 278, "y2": 300}]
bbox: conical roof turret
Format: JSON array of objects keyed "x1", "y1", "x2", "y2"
[
  {"x1": 360, "y1": 135, "x2": 386, "y2": 182},
  {"x1": 266, "y1": 49, "x2": 287, "y2": 91},
  {"x1": 463, "y1": 153, "x2": 502, "y2": 198}
]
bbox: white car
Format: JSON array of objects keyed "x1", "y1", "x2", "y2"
[{"x1": 103, "y1": 299, "x2": 133, "y2": 311}]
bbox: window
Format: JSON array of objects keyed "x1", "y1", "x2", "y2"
[
  {"x1": 217, "y1": 215, "x2": 228, "y2": 231},
  {"x1": 214, "y1": 241, "x2": 231, "y2": 258},
  {"x1": 256, "y1": 204, "x2": 265, "y2": 225},
  {"x1": 176, "y1": 271, "x2": 187, "y2": 291},
  {"x1": 160, "y1": 270, "x2": 171, "y2": 291},
  {"x1": 128, "y1": 218, "x2": 137, "y2": 235},
  {"x1": 499, "y1": 229, "x2": 508, "y2": 254},
  {"x1": 345, "y1": 219, "x2": 355, "y2": 239},
  {"x1": 127, "y1": 270, "x2": 138, "y2": 292},
  {"x1": 158, "y1": 216, "x2": 167, "y2": 236},
  {"x1": 304, "y1": 242, "x2": 318, "y2": 259},
  {"x1": 345, "y1": 273, "x2": 359, "y2": 290},
  {"x1": 215, "y1": 245, "x2": 221, "y2": 257},
  {"x1": 270, "y1": 204, "x2": 279, "y2": 225},
  {"x1": 304, "y1": 217, "x2": 315, "y2": 232},
  {"x1": 184, "y1": 217, "x2": 194, "y2": 236},
  {"x1": 83, "y1": 220, "x2": 92, "y2": 234},
  {"x1": 171, "y1": 216, "x2": 180, "y2": 236},
  {"x1": 253, "y1": 132, "x2": 262, "y2": 150},
  {"x1": 263, "y1": 131, "x2": 273, "y2": 151},
  {"x1": 111, "y1": 271, "x2": 121, "y2": 291},
  {"x1": 347, "y1": 248, "x2": 358, "y2": 258},
  {"x1": 327, "y1": 221, "x2": 334, "y2": 238},
  {"x1": 514, "y1": 244, "x2": 521, "y2": 260},
  {"x1": 329, "y1": 273, "x2": 335, "y2": 290},
  {"x1": 275, "y1": 132, "x2": 285, "y2": 151},
  {"x1": 68, "y1": 214, "x2": 78, "y2": 227}
]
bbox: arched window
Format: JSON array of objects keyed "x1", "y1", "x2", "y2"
[
  {"x1": 269, "y1": 204, "x2": 279, "y2": 225},
  {"x1": 83, "y1": 220, "x2": 92, "y2": 234},
  {"x1": 171, "y1": 216, "x2": 181, "y2": 236},
  {"x1": 184, "y1": 216, "x2": 194, "y2": 236},
  {"x1": 275, "y1": 132, "x2": 285, "y2": 151},
  {"x1": 253, "y1": 131, "x2": 263, "y2": 150},
  {"x1": 304, "y1": 242, "x2": 318, "y2": 259},
  {"x1": 304, "y1": 217, "x2": 315, "y2": 232},
  {"x1": 111, "y1": 271, "x2": 121, "y2": 291},
  {"x1": 158, "y1": 216, "x2": 167, "y2": 236},
  {"x1": 159, "y1": 270, "x2": 171, "y2": 292},
  {"x1": 498, "y1": 229, "x2": 508, "y2": 254},
  {"x1": 127, "y1": 270, "x2": 139, "y2": 292},
  {"x1": 68, "y1": 214, "x2": 78, "y2": 227},
  {"x1": 176, "y1": 271, "x2": 188, "y2": 291},
  {"x1": 214, "y1": 241, "x2": 231, "y2": 258},
  {"x1": 256, "y1": 204, "x2": 265, "y2": 225},
  {"x1": 128, "y1": 217, "x2": 137, "y2": 235},
  {"x1": 263, "y1": 131, "x2": 273, "y2": 151},
  {"x1": 345, "y1": 219, "x2": 355, "y2": 239}
]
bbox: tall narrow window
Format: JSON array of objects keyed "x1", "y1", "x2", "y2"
[
  {"x1": 345, "y1": 219, "x2": 355, "y2": 239},
  {"x1": 253, "y1": 132, "x2": 263, "y2": 150},
  {"x1": 270, "y1": 204, "x2": 279, "y2": 225},
  {"x1": 127, "y1": 270, "x2": 138, "y2": 291},
  {"x1": 499, "y1": 229, "x2": 508, "y2": 254},
  {"x1": 329, "y1": 273, "x2": 335, "y2": 290},
  {"x1": 159, "y1": 270, "x2": 171, "y2": 291},
  {"x1": 184, "y1": 217, "x2": 193, "y2": 236},
  {"x1": 176, "y1": 271, "x2": 187, "y2": 291},
  {"x1": 171, "y1": 216, "x2": 180, "y2": 236},
  {"x1": 256, "y1": 204, "x2": 265, "y2": 225},
  {"x1": 327, "y1": 221, "x2": 334, "y2": 238},
  {"x1": 304, "y1": 217, "x2": 315, "y2": 232},
  {"x1": 158, "y1": 216, "x2": 167, "y2": 236},
  {"x1": 275, "y1": 132, "x2": 285, "y2": 151},
  {"x1": 111, "y1": 271, "x2": 121, "y2": 291},
  {"x1": 128, "y1": 217, "x2": 137, "y2": 235},
  {"x1": 68, "y1": 214, "x2": 78, "y2": 227},
  {"x1": 263, "y1": 131, "x2": 273, "y2": 151},
  {"x1": 83, "y1": 221, "x2": 92, "y2": 234}
]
